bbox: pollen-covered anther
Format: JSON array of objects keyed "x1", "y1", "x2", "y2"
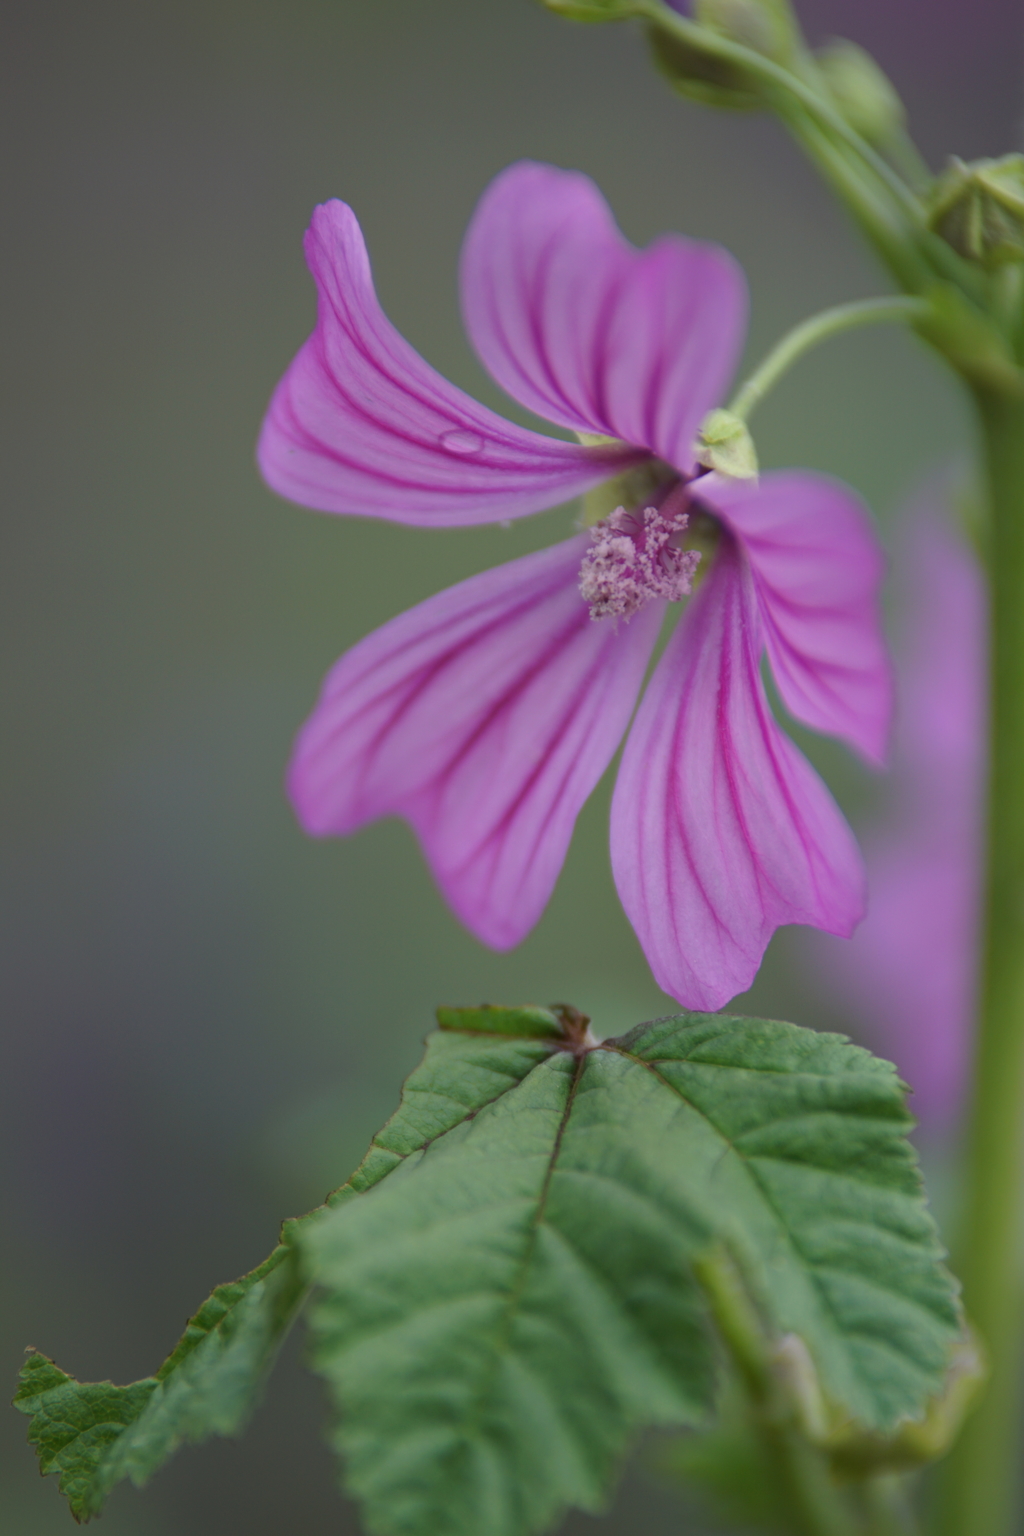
[{"x1": 579, "y1": 504, "x2": 701, "y2": 621}]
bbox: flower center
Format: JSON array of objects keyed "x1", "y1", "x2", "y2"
[{"x1": 579, "y1": 482, "x2": 701, "y2": 621}]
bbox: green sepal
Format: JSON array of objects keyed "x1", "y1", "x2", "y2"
[
  {"x1": 695, "y1": 408, "x2": 759, "y2": 478},
  {"x1": 928, "y1": 155, "x2": 1024, "y2": 270},
  {"x1": 300, "y1": 1010, "x2": 963, "y2": 1536},
  {"x1": 14, "y1": 1242, "x2": 306, "y2": 1521},
  {"x1": 580, "y1": 458, "x2": 673, "y2": 528}
]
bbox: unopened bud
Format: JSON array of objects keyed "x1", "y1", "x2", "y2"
[
  {"x1": 648, "y1": 24, "x2": 759, "y2": 110},
  {"x1": 647, "y1": 0, "x2": 802, "y2": 110},
  {"x1": 816, "y1": 39, "x2": 904, "y2": 147},
  {"x1": 695, "y1": 409, "x2": 759, "y2": 479},
  {"x1": 928, "y1": 155, "x2": 1024, "y2": 269},
  {"x1": 693, "y1": 0, "x2": 800, "y2": 63}
]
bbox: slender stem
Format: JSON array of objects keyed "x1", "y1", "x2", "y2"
[
  {"x1": 854, "y1": 1476, "x2": 920, "y2": 1536},
  {"x1": 934, "y1": 389, "x2": 1024, "y2": 1536},
  {"x1": 726, "y1": 296, "x2": 928, "y2": 421},
  {"x1": 695, "y1": 1249, "x2": 911, "y2": 1536},
  {"x1": 761, "y1": 1424, "x2": 860, "y2": 1536}
]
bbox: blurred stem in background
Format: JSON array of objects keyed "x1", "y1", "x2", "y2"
[{"x1": 935, "y1": 388, "x2": 1024, "y2": 1536}]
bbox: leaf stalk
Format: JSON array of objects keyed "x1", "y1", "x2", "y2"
[{"x1": 726, "y1": 296, "x2": 928, "y2": 422}]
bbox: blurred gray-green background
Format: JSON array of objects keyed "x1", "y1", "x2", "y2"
[{"x1": 2, "y1": 2, "x2": 1019, "y2": 1531}]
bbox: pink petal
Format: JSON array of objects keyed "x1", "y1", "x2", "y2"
[
  {"x1": 257, "y1": 200, "x2": 635, "y2": 526},
  {"x1": 460, "y1": 162, "x2": 747, "y2": 474},
  {"x1": 698, "y1": 470, "x2": 893, "y2": 766},
  {"x1": 289, "y1": 537, "x2": 663, "y2": 949},
  {"x1": 807, "y1": 502, "x2": 985, "y2": 1127},
  {"x1": 610, "y1": 535, "x2": 865, "y2": 1010}
]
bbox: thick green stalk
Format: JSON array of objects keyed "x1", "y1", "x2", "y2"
[{"x1": 935, "y1": 389, "x2": 1024, "y2": 1536}]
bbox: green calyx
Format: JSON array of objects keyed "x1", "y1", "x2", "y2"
[
  {"x1": 579, "y1": 458, "x2": 673, "y2": 527},
  {"x1": 928, "y1": 155, "x2": 1024, "y2": 270},
  {"x1": 695, "y1": 409, "x2": 759, "y2": 478}
]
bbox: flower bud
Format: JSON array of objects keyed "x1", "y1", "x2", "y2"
[
  {"x1": 815, "y1": 39, "x2": 904, "y2": 147},
  {"x1": 693, "y1": 0, "x2": 800, "y2": 63},
  {"x1": 695, "y1": 409, "x2": 759, "y2": 479},
  {"x1": 928, "y1": 155, "x2": 1024, "y2": 269},
  {"x1": 647, "y1": 0, "x2": 802, "y2": 111},
  {"x1": 648, "y1": 22, "x2": 760, "y2": 110}
]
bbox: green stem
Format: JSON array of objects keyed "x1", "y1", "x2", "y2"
[
  {"x1": 636, "y1": 0, "x2": 920, "y2": 221},
  {"x1": 934, "y1": 389, "x2": 1024, "y2": 1536},
  {"x1": 694, "y1": 1249, "x2": 909, "y2": 1536},
  {"x1": 638, "y1": 0, "x2": 988, "y2": 302},
  {"x1": 854, "y1": 1476, "x2": 920, "y2": 1536},
  {"x1": 727, "y1": 296, "x2": 928, "y2": 421},
  {"x1": 761, "y1": 1425, "x2": 860, "y2": 1536}
]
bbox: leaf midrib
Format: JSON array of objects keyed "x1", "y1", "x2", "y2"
[{"x1": 453, "y1": 1053, "x2": 587, "y2": 1451}]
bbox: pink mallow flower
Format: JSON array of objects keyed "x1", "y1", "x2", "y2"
[
  {"x1": 258, "y1": 161, "x2": 892, "y2": 1010},
  {"x1": 806, "y1": 499, "x2": 984, "y2": 1127}
]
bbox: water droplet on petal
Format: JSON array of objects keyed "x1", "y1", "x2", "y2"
[{"x1": 439, "y1": 428, "x2": 484, "y2": 456}]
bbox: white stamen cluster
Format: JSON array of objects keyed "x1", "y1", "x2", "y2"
[{"x1": 579, "y1": 504, "x2": 701, "y2": 622}]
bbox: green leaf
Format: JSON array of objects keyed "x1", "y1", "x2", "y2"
[
  {"x1": 316, "y1": 1010, "x2": 569, "y2": 1211},
  {"x1": 434, "y1": 1003, "x2": 569, "y2": 1040},
  {"x1": 14, "y1": 1007, "x2": 570, "y2": 1523},
  {"x1": 300, "y1": 1010, "x2": 961, "y2": 1536},
  {"x1": 14, "y1": 1243, "x2": 305, "y2": 1521}
]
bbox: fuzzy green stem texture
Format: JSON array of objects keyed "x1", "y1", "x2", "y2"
[{"x1": 935, "y1": 390, "x2": 1024, "y2": 1536}]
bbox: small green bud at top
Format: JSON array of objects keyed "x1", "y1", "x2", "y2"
[
  {"x1": 648, "y1": 22, "x2": 761, "y2": 111},
  {"x1": 815, "y1": 39, "x2": 904, "y2": 147},
  {"x1": 694, "y1": 0, "x2": 800, "y2": 64},
  {"x1": 647, "y1": 0, "x2": 803, "y2": 111},
  {"x1": 696, "y1": 409, "x2": 759, "y2": 479},
  {"x1": 928, "y1": 154, "x2": 1024, "y2": 270}
]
